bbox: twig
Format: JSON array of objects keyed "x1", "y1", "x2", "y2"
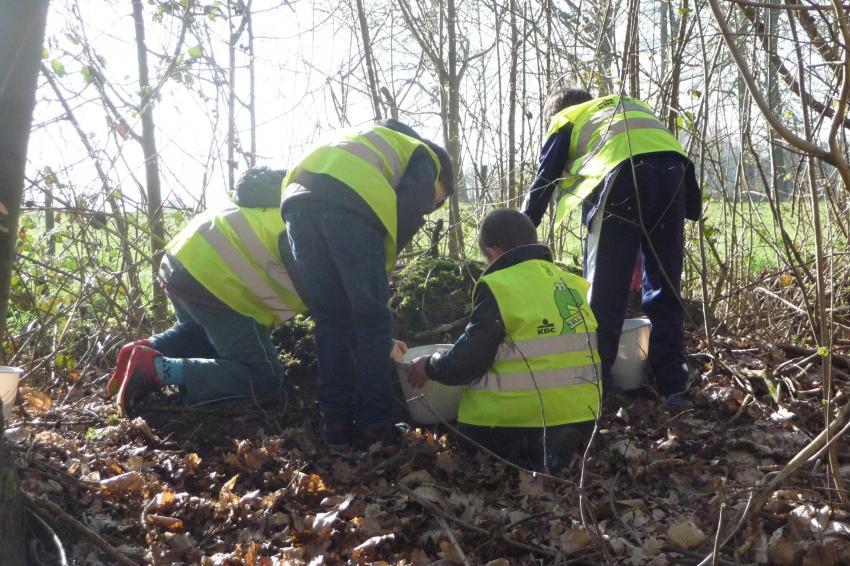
[
  {"x1": 27, "y1": 507, "x2": 68, "y2": 566},
  {"x1": 436, "y1": 515, "x2": 471, "y2": 566},
  {"x1": 396, "y1": 482, "x2": 557, "y2": 558},
  {"x1": 411, "y1": 315, "x2": 469, "y2": 340},
  {"x1": 720, "y1": 394, "x2": 753, "y2": 429},
  {"x1": 24, "y1": 492, "x2": 139, "y2": 566},
  {"x1": 696, "y1": 396, "x2": 850, "y2": 565},
  {"x1": 710, "y1": 503, "x2": 726, "y2": 566}
]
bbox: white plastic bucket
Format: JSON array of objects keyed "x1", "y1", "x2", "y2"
[
  {"x1": 396, "y1": 344, "x2": 462, "y2": 424},
  {"x1": 610, "y1": 318, "x2": 651, "y2": 390},
  {"x1": 0, "y1": 366, "x2": 24, "y2": 422}
]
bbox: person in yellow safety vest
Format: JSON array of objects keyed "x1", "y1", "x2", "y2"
[
  {"x1": 521, "y1": 88, "x2": 702, "y2": 406},
  {"x1": 282, "y1": 119, "x2": 454, "y2": 450},
  {"x1": 406, "y1": 209, "x2": 600, "y2": 472},
  {"x1": 107, "y1": 167, "x2": 307, "y2": 415}
]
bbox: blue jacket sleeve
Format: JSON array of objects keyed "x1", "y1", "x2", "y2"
[{"x1": 521, "y1": 126, "x2": 572, "y2": 227}]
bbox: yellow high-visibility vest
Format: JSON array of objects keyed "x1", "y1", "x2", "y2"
[
  {"x1": 458, "y1": 256, "x2": 601, "y2": 427},
  {"x1": 167, "y1": 206, "x2": 306, "y2": 326},
  {"x1": 547, "y1": 95, "x2": 685, "y2": 224},
  {"x1": 283, "y1": 126, "x2": 441, "y2": 271}
]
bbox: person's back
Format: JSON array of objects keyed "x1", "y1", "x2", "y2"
[
  {"x1": 521, "y1": 88, "x2": 701, "y2": 404},
  {"x1": 406, "y1": 209, "x2": 600, "y2": 472},
  {"x1": 108, "y1": 167, "x2": 307, "y2": 414},
  {"x1": 281, "y1": 120, "x2": 454, "y2": 450}
]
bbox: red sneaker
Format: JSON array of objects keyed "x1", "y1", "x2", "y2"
[
  {"x1": 106, "y1": 339, "x2": 151, "y2": 396},
  {"x1": 117, "y1": 346, "x2": 164, "y2": 416}
]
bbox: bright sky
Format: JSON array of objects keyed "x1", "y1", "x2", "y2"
[{"x1": 28, "y1": 0, "x2": 445, "y2": 210}]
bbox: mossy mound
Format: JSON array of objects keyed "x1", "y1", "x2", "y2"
[
  {"x1": 271, "y1": 314, "x2": 317, "y2": 382},
  {"x1": 389, "y1": 257, "x2": 485, "y2": 346},
  {"x1": 273, "y1": 257, "x2": 486, "y2": 376}
]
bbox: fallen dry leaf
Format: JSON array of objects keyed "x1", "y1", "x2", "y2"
[
  {"x1": 559, "y1": 528, "x2": 592, "y2": 554},
  {"x1": 351, "y1": 533, "x2": 396, "y2": 559},
  {"x1": 19, "y1": 386, "x2": 51, "y2": 414},
  {"x1": 219, "y1": 474, "x2": 239, "y2": 509},
  {"x1": 768, "y1": 528, "x2": 799, "y2": 566},
  {"x1": 145, "y1": 514, "x2": 184, "y2": 531},
  {"x1": 183, "y1": 452, "x2": 202, "y2": 476},
  {"x1": 667, "y1": 519, "x2": 706, "y2": 550},
  {"x1": 99, "y1": 471, "x2": 144, "y2": 497}
]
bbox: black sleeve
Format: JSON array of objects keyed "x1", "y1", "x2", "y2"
[
  {"x1": 683, "y1": 158, "x2": 703, "y2": 221},
  {"x1": 425, "y1": 282, "x2": 506, "y2": 386},
  {"x1": 521, "y1": 127, "x2": 572, "y2": 227},
  {"x1": 395, "y1": 146, "x2": 438, "y2": 252}
]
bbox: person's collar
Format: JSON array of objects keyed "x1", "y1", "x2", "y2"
[{"x1": 482, "y1": 243, "x2": 554, "y2": 276}]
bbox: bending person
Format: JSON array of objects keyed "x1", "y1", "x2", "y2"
[
  {"x1": 521, "y1": 88, "x2": 702, "y2": 404},
  {"x1": 107, "y1": 167, "x2": 306, "y2": 414}
]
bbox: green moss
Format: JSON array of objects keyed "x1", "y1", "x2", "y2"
[{"x1": 390, "y1": 257, "x2": 485, "y2": 345}]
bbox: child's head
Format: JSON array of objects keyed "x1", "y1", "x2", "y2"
[
  {"x1": 543, "y1": 87, "x2": 593, "y2": 122},
  {"x1": 478, "y1": 208, "x2": 538, "y2": 263}
]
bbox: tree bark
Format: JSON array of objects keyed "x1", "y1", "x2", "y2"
[
  {"x1": 355, "y1": 0, "x2": 383, "y2": 120},
  {"x1": 0, "y1": 0, "x2": 50, "y2": 561},
  {"x1": 445, "y1": 0, "x2": 464, "y2": 257},
  {"x1": 131, "y1": 0, "x2": 167, "y2": 325},
  {"x1": 507, "y1": 0, "x2": 518, "y2": 206}
]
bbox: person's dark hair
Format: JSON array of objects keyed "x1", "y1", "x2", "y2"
[
  {"x1": 424, "y1": 140, "x2": 455, "y2": 195},
  {"x1": 543, "y1": 87, "x2": 593, "y2": 121},
  {"x1": 478, "y1": 208, "x2": 538, "y2": 254}
]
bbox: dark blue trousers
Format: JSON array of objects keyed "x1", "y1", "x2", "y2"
[
  {"x1": 583, "y1": 155, "x2": 689, "y2": 395},
  {"x1": 283, "y1": 203, "x2": 395, "y2": 429}
]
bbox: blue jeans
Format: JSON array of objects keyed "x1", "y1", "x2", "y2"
[
  {"x1": 283, "y1": 203, "x2": 394, "y2": 429},
  {"x1": 583, "y1": 155, "x2": 689, "y2": 395},
  {"x1": 149, "y1": 291, "x2": 284, "y2": 405}
]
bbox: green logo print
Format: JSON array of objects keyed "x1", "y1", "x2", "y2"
[{"x1": 554, "y1": 281, "x2": 585, "y2": 334}]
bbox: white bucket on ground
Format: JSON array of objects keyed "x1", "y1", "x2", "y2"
[
  {"x1": 396, "y1": 344, "x2": 462, "y2": 424},
  {"x1": 610, "y1": 318, "x2": 651, "y2": 391},
  {"x1": 0, "y1": 366, "x2": 24, "y2": 423}
]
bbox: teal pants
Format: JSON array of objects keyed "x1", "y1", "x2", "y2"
[{"x1": 149, "y1": 290, "x2": 284, "y2": 405}]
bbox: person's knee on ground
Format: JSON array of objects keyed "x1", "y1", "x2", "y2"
[{"x1": 527, "y1": 423, "x2": 591, "y2": 473}]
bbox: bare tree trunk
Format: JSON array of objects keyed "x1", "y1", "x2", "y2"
[
  {"x1": 245, "y1": 0, "x2": 257, "y2": 165},
  {"x1": 355, "y1": 0, "x2": 383, "y2": 120},
  {"x1": 0, "y1": 1, "x2": 50, "y2": 561},
  {"x1": 594, "y1": 1, "x2": 615, "y2": 95},
  {"x1": 445, "y1": 0, "x2": 464, "y2": 256},
  {"x1": 507, "y1": 0, "x2": 518, "y2": 206},
  {"x1": 131, "y1": 0, "x2": 167, "y2": 325},
  {"x1": 666, "y1": 0, "x2": 689, "y2": 131},
  {"x1": 227, "y1": 2, "x2": 240, "y2": 189},
  {"x1": 621, "y1": 0, "x2": 641, "y2": 97},
  {"x1": 766, "y1": 0, "x2": 788, "y2": 198}
]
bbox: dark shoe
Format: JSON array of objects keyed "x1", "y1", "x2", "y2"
[
  {"x1": 107, "y1": 339, "x2": 151, "y2": 396},
  {"x1": 664, "y1": 390, "x2": 691, "y2": 408},
  {"x1": 357, "y1": 423, "x2": 404, "y2": 450},
  {"x1": 542, "y1": 425, "x2": 589, "y2": 473},
  {"x1": 117, "y1": 346, "x2": 164, "y2": 416},
  {"x1": 320, "y1": 417, "x2": 354, "y2": 451}
]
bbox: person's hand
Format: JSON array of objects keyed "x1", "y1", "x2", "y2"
[
  {"x1": 406, "y1": 355, "x2": 431, "y2": 388},
  {"x1": 391, "y1": 339, "x2": 408, "y2": 362}
]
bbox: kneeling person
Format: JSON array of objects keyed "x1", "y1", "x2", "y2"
[
  {"x1": 107, "y1": 167, "x2": 306, "y2": 414},
  {"x1": 406, "y1": 209, "x2": 600, "y2": 472}
]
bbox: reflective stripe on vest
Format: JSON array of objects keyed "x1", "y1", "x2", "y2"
[
  {"x1": 226, "y1": 211, "x2": 298, "y2": 295},
  {"x1": 286, "y1": 126, "x2": 441, "y2": 272},
  {"x1": 332, "y1": 131, "x2": 406, "y2": 189},
  {"x1": 545, "y1": 95, "x2": 684, "y2": 224},
  {"x1": 457, "y1": 257, "x2": 601, "y2": 428},
  {"x1": 494, "y1": 333, "x2": 595, "y2": 363},
  {"x1": 473, "y1": 334, "x2": 599, "y2": 392},
  {"x1": 197, "y1": 221, "x2": 296, "y2": 318}
]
